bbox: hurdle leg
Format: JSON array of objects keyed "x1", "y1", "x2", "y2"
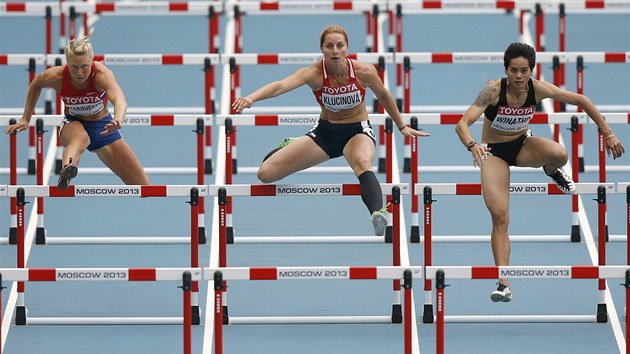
[
  {"x1": 214, "y1": 271, "x2": 224, "y2": 354},
  {"x1": 188, "y1": 188, "x2": 201, "y2": 325},
  {"x1": 423, "y1": 187, "x2": 435, "y2": 323},
  {"x1": 15, "y1": 188, "x2": 28, "y2": 325},
  {"x1": 391, "y1": 188, "x2": 402, "y2": 323},
  {"x1": 180, "y1": 271, "x2": 192, "y2": 354},
  {"x1": 403, "y1": 270, "x2": 412, "y2": 354},
  {"x1": 596, "y1": 186, "x2": 608, "y2": 323},
  {"x1": 436, "y1": 270, "x2": 446, "y2": 354}
]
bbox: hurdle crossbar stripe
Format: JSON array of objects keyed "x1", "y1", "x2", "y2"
[
  {"x1": 41, "y1": 236, "x2": 193, "y2": 245},
  {"x1": 395, "y1": 51, "x2": 630, "y2": 64},
  {"x1": 60, "y1": 1, "x2": 222, "y2": 15},
  {"x1": 0, "y1": 114, "x2": 213, "y2": 126},
  {"x1": 4, "y1": 185, "x2": 208, "y2": 197},
  {"x1": 0, "y1": 54, "x2": 46, "y2": 65},
  {"x1": 207, "y1": 183, "x2": 409, "y2": 196},
  {"x1": 425, "y1": 265, "x2": 630, "y2": 279},
  {"x1": 26, "y1": 317, "x2": 185, "y2": 325},
  {"x1": 0, "y1": 268, "x2": 202, "y2": 281},
  {"x1": 0, "y1": 2, "x2": 60, "y2": 15},
  {"x1": 232, "y1": 235, "x2": 385, "y2": 244},
  {"x1": 230, "y1": 1, "x2": 387, "y2": 14},
  {"x1": 227, "y1": 316, "x2": 392, "y2": 325},
  {"x1": 206, "y1": 266, "x2": 423, "y2": 280},
  {"x1": 439, "y1": 315, "x2": 598, "y2": 323},
  {"x1": 617, "y1": 182, "x2": 630, "y2": 192},
  {"x1": 221, "y1": 52, "x2": 393, "y2": 65},
  {"x1": 215, "y1": 114, "x2": 390, "y2": 126},
  {"x1": 414, "y1": 182, "x2": 615, "y2": 195}
]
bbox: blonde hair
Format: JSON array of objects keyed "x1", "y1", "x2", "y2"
[
  {"x1": 65, "y1": 29, "x2": 94, "y2": 61},
  {"x1": 319, "y1": 25, "x2": 349, "y2": 48}
]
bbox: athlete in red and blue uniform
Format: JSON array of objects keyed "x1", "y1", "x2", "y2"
[
  {"x1": 5, "y1": 35, "x2": 149, "y2": 190},
  {"x1": 232, "y1": 25, "x2": 430, "y2": 236}
]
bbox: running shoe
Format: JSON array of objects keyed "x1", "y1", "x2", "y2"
[
  {"x1": 277, "y1": 137, "x2": 299, "y2": 149},
  {"x1": 546, "y1": 167, "x2": 576, "y2": 195},
  {"x1": 490, "y1": 283, "x2": 512, "y2": 302},
  {"x1": 57, "y1": 158, "x2": 78, "y2": 190},
  {"x1": 370, "y1": 205, "x2": 389, "y2": 236}
]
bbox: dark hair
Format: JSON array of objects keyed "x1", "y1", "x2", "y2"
[{"x1": 503, "y1": 42, "x2": 536, "y2": 70}]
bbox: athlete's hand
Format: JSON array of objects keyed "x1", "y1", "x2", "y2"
[
  {"x1": 232, "y1": 96, "x2": 253, "y2": 113},
  {"x1": 471, "y1": 144, "x2": 492, "y2": 168},
  {"x1": 604, "y1": 133, "x2": 625, "y2": 159},
  {"x1": 400, "y1": 125, "x2": 430, "y2": 138},
  {"x1": 5, "y1": 119, "x2": 30, "y2": 134},
  {"x1": 101, "y1": 119, "x2": 122, "y2": 135}
]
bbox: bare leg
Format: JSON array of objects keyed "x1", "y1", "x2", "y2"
[
  {"x1": 515, "y1": 136, "x2": 568, "y2": 173},
  {"x1": 59, "y1": 121, "x2": 90, "y2": 166},
  {"x1": 95, "y1": 139, "x2": 150, "y2": 185},
  {"x1": 480, "y1": 156, "x2": 511, "y2": 286},
  {"x1": 257, "y1": 136, "x2": 329, "y2": 183}
]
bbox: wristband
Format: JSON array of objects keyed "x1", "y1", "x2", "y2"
[
  {"x1": 398, "y1": 124, "x2": 407, "y2": 131},
  {"x1": 466, "y1": 141, "x2": 478, "y2": 151}
]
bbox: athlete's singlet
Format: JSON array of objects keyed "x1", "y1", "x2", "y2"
[
  {"x1": 313, "y1": 58, "x2": 366, "y2": 113},
  {"x1": 484, "y1": 78, "x2": 537, "y2": 133},
  {"x1": 60, "y1": 63, "x2": 108, "y2": 117}
]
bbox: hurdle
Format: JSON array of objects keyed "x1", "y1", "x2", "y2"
[
  {"x1": 1, "y1": 114, "x2": 210, "y2": 245},
  {"x1": 216, "y1": 114, "x2": 399, "y2": 242},
  {"x1": 426, "y1": 265, "x2": 630, "y2": 354},
  {"x1": 221, "y1": 52, "x2": 394, "y2": 173},
  {"x1": 210, "y1": 184, "x2": 406, "y2": 324},
  {"x1": 417, "y1": 182, "x2": 617, "y2": 323},
  {"x1": 0, "y1": 267, "x2": 199, "y2": 354},
  {"x1": 4, "y1": 185, "x2": 205, "y2": 325},
  {"x1": 208, "y1": 265, "x2": 418, "y2": 354}
]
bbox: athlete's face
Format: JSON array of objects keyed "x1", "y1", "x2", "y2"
[
  {"x1": 67, "y1": 54, "x2": 92, "y2": 86},
  {"x1": 320, "y1": 33, "x2": 348, "y2": 61},
  {"x1": 505, "y1": 56, "x2": 532, "y2": 90}
]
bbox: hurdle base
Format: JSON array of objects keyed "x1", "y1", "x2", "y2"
[
  {"x1": 9, "y1": 227, "x2": 17, "y2": 245},
  {"x1": 192, "y1": 305, "x2": 201, "y2": 325},
  {"x1": 410, "y1": 225, "x2": 420, "y2": 243},
  {"x1": 596, "y1": 303, "x2": 607, "y2": 323},
  {"x1": 570, "y1": 224, "x2": 581, "y2": 242},
  {"x1": 227, "y1": 227, "x2": 234, "y2": 244},
  {"x1": 198, "y1": 226, "x2": 206, "y2": 245},
  {"x1": 391, "y1": 304, "x2": 402, "y2": 323},
  {"x1": 28, "y1": 159, "x2": 35, "y2": 175},
  {"x1": 55, "y1": 158, "x2": 63, "y2": 175},
  {"x1": 403, "y1": 157, "x2": 411, "y2": 173},
  {"x1": 204, "y1": 158, "x2": 213, "y2": 175},
  {"x1": 378, "y1": 158, "x2": 386, "y2": 174},
  {"x1": 384, "y1": 226, "x2": 393, "y2": 244},
  {"x1": 36, "y1": 227, "x2": 47, "y2": 244},
  {"x1": 15, "y1": 306, "x2": 27, "y2": 325},
  {"x1": 223, "y1": 305, "x2": 229, "y2": 325},
  {"x1": 423, "y1": 304, "x2": 434, "y2": 323}
]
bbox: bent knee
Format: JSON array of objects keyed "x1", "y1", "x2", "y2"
[{"x1": 257, "y1": 166, "x2": 277, "y2": 184}]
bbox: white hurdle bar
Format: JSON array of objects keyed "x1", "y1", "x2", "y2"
[
  {"x1": 216, "y1": 113, "x2": 393, "y2": 174},
  {"x1": 425, "y1": 265, "x2": 630, "y2": 354},
  {"x1": 209, "y1": 184, "x2": 407, "y2": 331},
  {"x1": 0, "y1": 268, "x2": 199, "y2": 354},
  {"x1": 209, "y1": 183, "x2": 408, "y2": 244},
  {"x1": 416, "y1": 183, "x2": 619, "y2": 327},
  {"x1": 7, "y1": 186, "x2": 205, "y2": 328}
]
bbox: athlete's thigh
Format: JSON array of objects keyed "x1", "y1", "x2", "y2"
[
  {"x1": 95, "y1": 139, "x2": 147, "y2": 183},
  {"x1": 263, "y1": 136, "x2": 329, "y2": 175},
  {"x1": 59, "y1": 121, "x2": 89, "y2": 147},
  {"x1": 515, "y1": 136, "x2": 563, "y2": 168},
  {"x1": 343, "y1": 134, "x2": 375, "y2": 170},
  {"x1": 480, "y1": 156, "x2": 511, "y2": 212}
]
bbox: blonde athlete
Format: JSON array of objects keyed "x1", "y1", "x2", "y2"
[
  {"x1": 455, "y1": 42, "x2": 625, "y2": 302},
  {"x1": 5, "y1": 34, "x2": 149, "y2": 189},
  {"x1": 232, "y1": 25, "x2": 430, "y2": 236}
]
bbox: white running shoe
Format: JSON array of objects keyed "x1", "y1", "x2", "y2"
[
  {"x1": 546, "y1": 167, "x2": 576, "y2": 195},
  {"x1": 490, "y1": 283, "x2": 512, "y2": 302}
]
